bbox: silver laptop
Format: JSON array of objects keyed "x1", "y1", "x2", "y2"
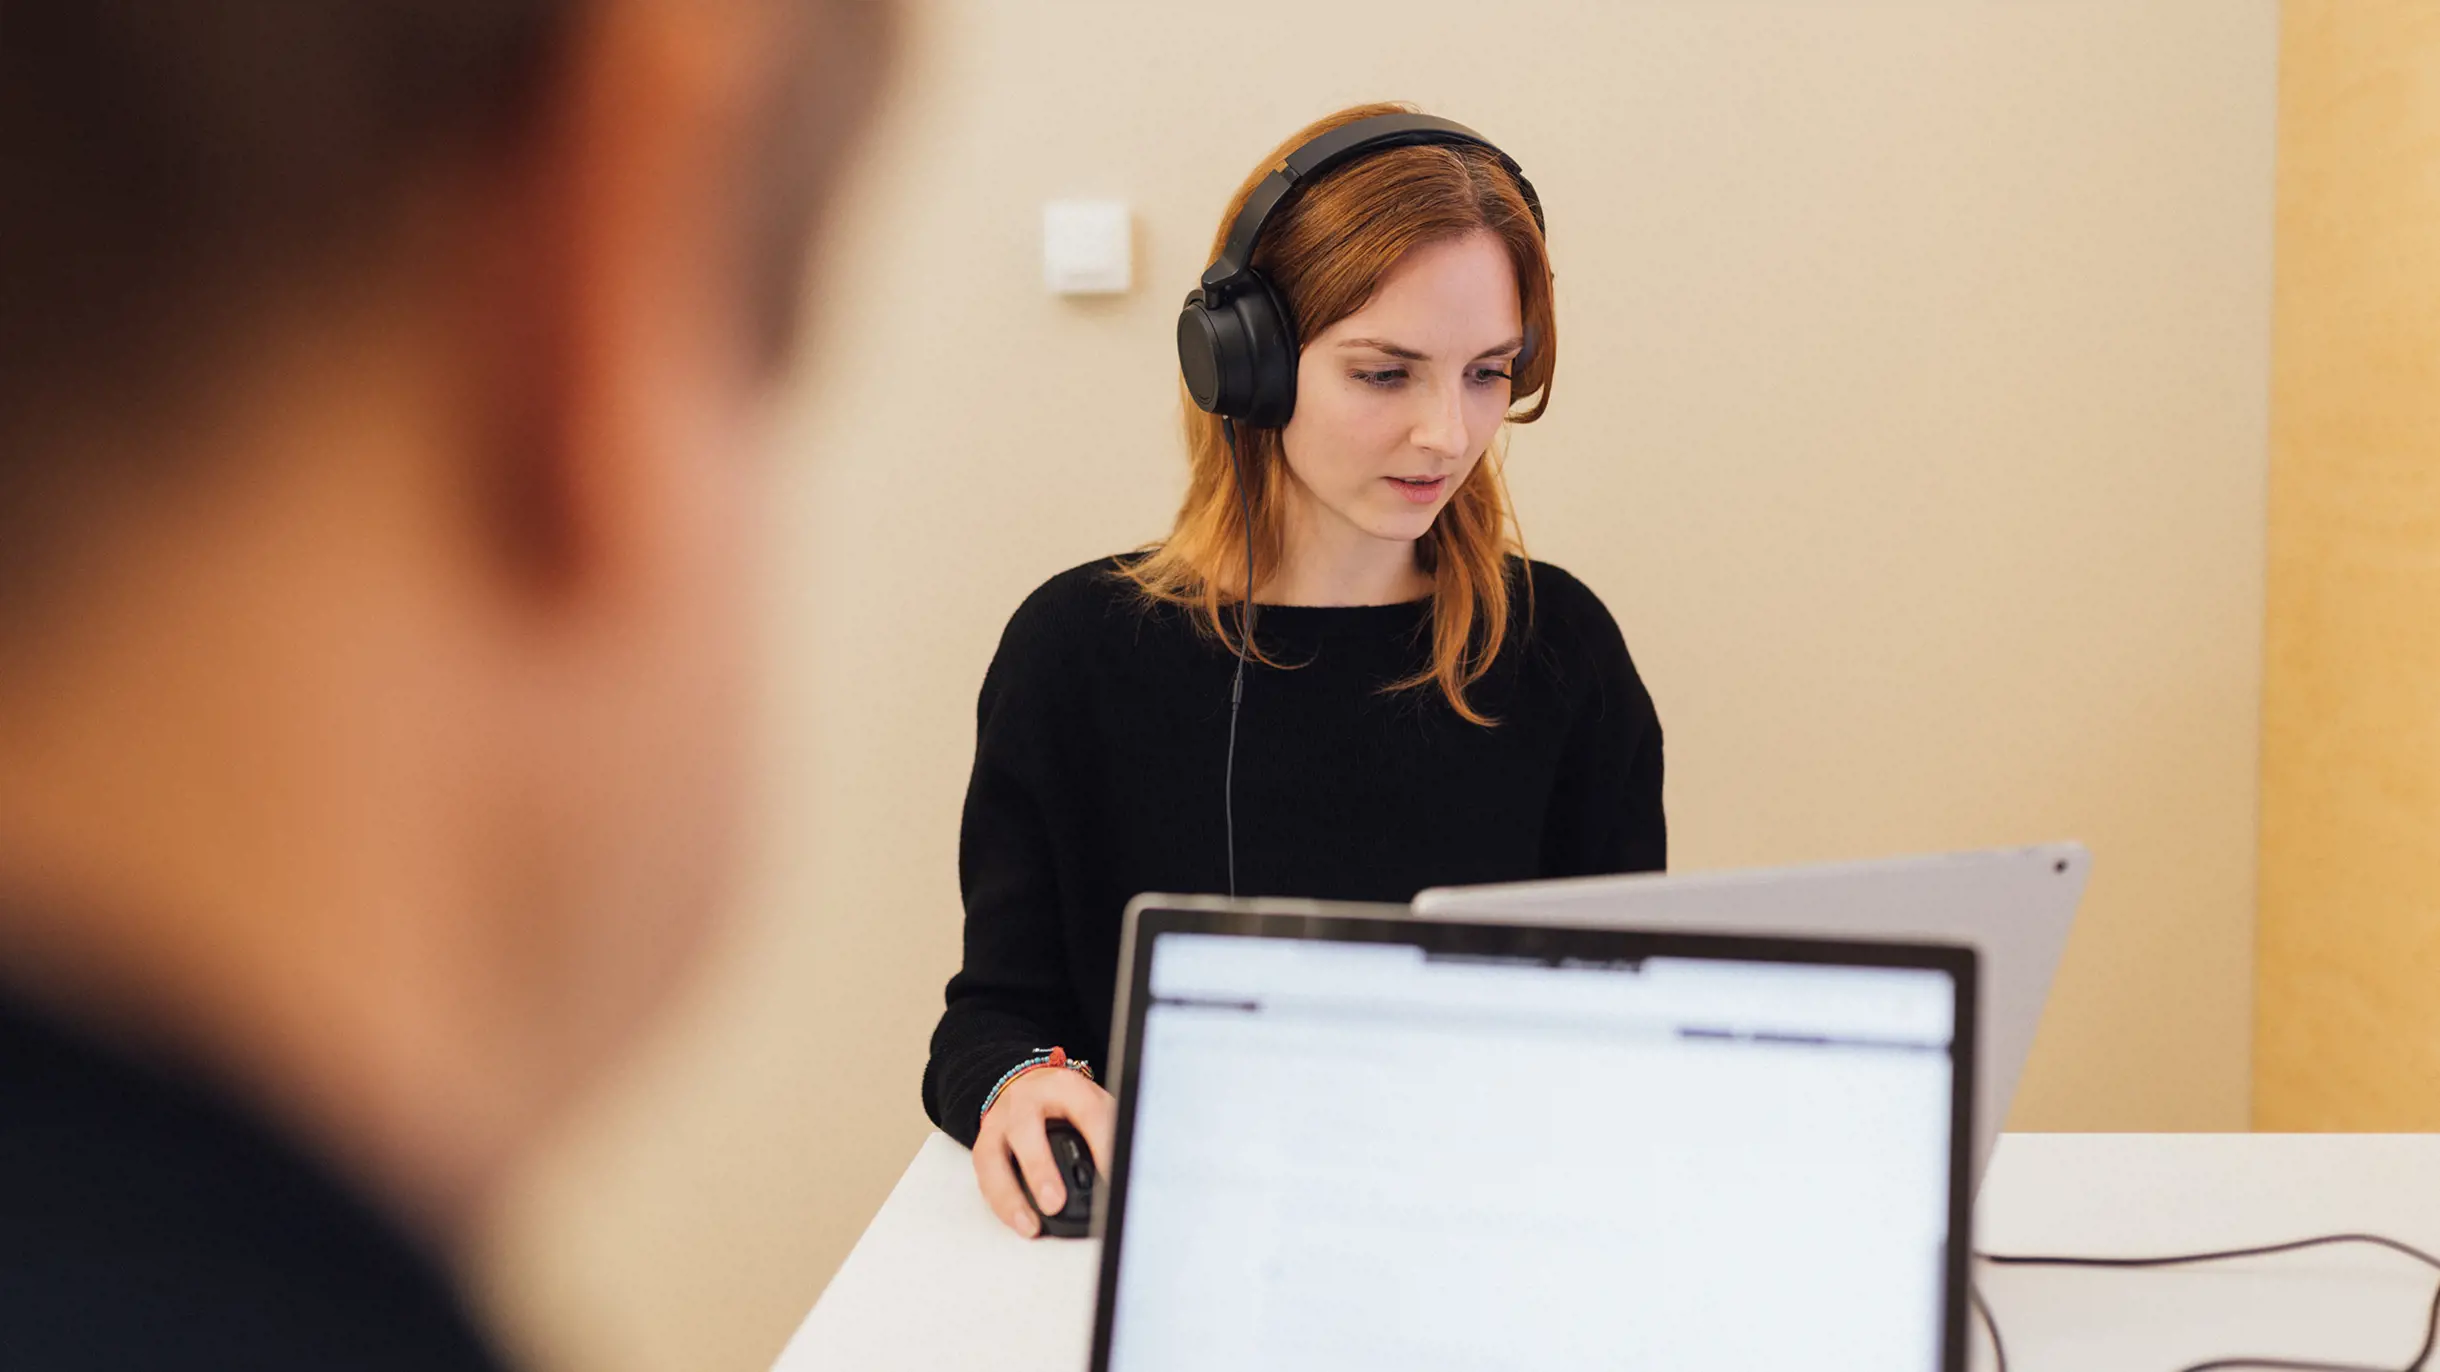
[
  {"x1": 1089, "y1": 897, "x2": 1977, "y2": 1372},
  {"x1": 1415, "y1": 843, "x2": 2087, "y2": 1193}
]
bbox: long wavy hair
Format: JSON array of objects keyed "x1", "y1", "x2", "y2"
[{"x1": 1122, "y1": 101, "x2": 1556, "y2": 726}]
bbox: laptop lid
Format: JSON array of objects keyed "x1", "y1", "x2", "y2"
[
  {"x1": 1091, "y1": 898, "x2": 1977, "y2": 1372},
  {"x1": 1413, "y1": 843, "x2": 2085, "y2": 1196}
]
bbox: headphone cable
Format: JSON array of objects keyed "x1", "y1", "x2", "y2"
[{"x1": 1221, "y1": 416, "x2": 1254, "y2": 900}]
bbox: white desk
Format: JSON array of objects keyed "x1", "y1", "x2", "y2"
[{"x1": 777, "y1": 1133, "x2": 2440, "y2": 1371}]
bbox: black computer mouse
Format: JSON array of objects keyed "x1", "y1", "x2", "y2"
[{"x1": 1015, "y1": 1119, "x2": 1098, "y2": 1239}]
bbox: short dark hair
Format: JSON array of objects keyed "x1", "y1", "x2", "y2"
[
  {"x1": 0, "y1": 1, "x2": 888, "y2": 609},
  {"x1": 0, "y1": 3, "x2": 564, "y2": 432}
]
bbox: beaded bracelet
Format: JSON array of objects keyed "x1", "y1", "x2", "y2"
[{"x1": 978, "y1": 1046, "x2": 1095, "y2": 1123}]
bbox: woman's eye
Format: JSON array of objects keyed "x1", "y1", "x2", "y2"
[
  {"x1": 1353, "y1": 369, "x2": 1406, "y2": 388},
  {"x1": 1472, "y1": 366, "x2": 1515, "y2": 386}
]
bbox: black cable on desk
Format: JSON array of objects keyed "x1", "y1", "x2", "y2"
[
  {"x1": 1972, "y1": 1280, "x2": 2010, "y2": 1371},
  {"x1": 1971, "y1": 1232, "x2": 2440, "y2": 1372}
]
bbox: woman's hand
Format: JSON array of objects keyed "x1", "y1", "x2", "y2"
[{"x1": 972, "y1": 1066, "x2": 1115, "y2": 1237}]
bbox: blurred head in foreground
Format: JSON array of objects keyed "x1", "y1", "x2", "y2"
[{"x1": 0, "y1": 0, "x2": 894, "y2": 1288}]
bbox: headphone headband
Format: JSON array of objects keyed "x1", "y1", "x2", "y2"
[{"x1": 1199, "y1": 113, "x2": 1546, "y2": 298}]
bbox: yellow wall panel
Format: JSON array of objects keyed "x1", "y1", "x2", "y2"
[{"x1": 2257, "y1": 0, "x2": 2440, "y2": 1128}]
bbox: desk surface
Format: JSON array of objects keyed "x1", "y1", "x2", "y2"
[{"x1": 776, "y1": 1132, "x2": 2440, "y2": 1372}]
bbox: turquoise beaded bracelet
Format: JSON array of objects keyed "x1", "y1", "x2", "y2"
[{"x1": 979, "y1": 1046, "x2": 1095, "y2": 1123}]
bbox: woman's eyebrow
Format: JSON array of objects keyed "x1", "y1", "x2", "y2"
[
  {"x1": 1335, "y1": 337, "x2": 1429, "y2": 360},
  {"x1": 1335, "y1": 335, "x2": 1527, "y2": 361}
]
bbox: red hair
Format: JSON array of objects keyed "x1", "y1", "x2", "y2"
[{"x1": 1122, "y1": 102, "x2": 1556, "y2": 725}]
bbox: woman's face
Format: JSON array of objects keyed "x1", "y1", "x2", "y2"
[{"x1": 1279, "y1": 230, "x2": 1524, "y2": 549}]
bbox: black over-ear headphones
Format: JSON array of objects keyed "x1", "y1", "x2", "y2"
[{"x1": 1176, "y1": 113, "x2": 1547, "y2": 430}]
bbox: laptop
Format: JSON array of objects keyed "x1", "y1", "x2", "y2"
[
  {"x1": 1089, "y1": 897, "x2": 1977, "y2": 1372},
  {"x1": 1414, "y1": 843, "x2": 2086, "y2": 1194}
]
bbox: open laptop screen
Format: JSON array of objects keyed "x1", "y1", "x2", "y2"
[{"x1": 1091, "y1": 909, "x2": 1975, "y2": 1372}]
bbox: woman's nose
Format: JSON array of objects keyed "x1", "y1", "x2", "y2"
[{"x1": 1410, "y1": 379, "x2": 1469, "y2": 461}]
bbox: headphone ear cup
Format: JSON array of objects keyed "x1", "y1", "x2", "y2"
[
  {"x1": 1234, "y1": 274, "x2": 1300, "y2": 429},
  {"x1": 1178, "y1": 275, "x2": 1301, "y2": 425},
  {"x1": 1178, "y1": 291, "x2": 1249, "y2": 417}
]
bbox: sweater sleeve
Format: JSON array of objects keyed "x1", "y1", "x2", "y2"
[
  {"x1": 1536, "y1": 570, "x2": 1668, "y2": 879},
  {"x1": 920, "y1": 588, "x2": 1098, "y2": 1146}
]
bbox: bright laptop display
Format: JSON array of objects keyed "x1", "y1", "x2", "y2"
[{"x1": 1090, "y1": 904, "x2": 1977, "y2": 1372}]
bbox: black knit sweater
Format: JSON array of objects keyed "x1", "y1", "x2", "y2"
[{"x1": 921, "y1": 555, "x2": 1666, "y2": 1144}]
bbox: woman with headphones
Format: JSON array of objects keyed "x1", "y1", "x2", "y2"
[{"x1": 923, "y1": 103, "x2": 1666, "y2": 1236}]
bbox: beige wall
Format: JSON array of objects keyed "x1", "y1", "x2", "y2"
[
  {"x1": 2256, "y1": 1, "x2": 2440, "y2": 1130},
  {"x1": 480, "y1": 4, "x2": 2281, "y2": 1370}
]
